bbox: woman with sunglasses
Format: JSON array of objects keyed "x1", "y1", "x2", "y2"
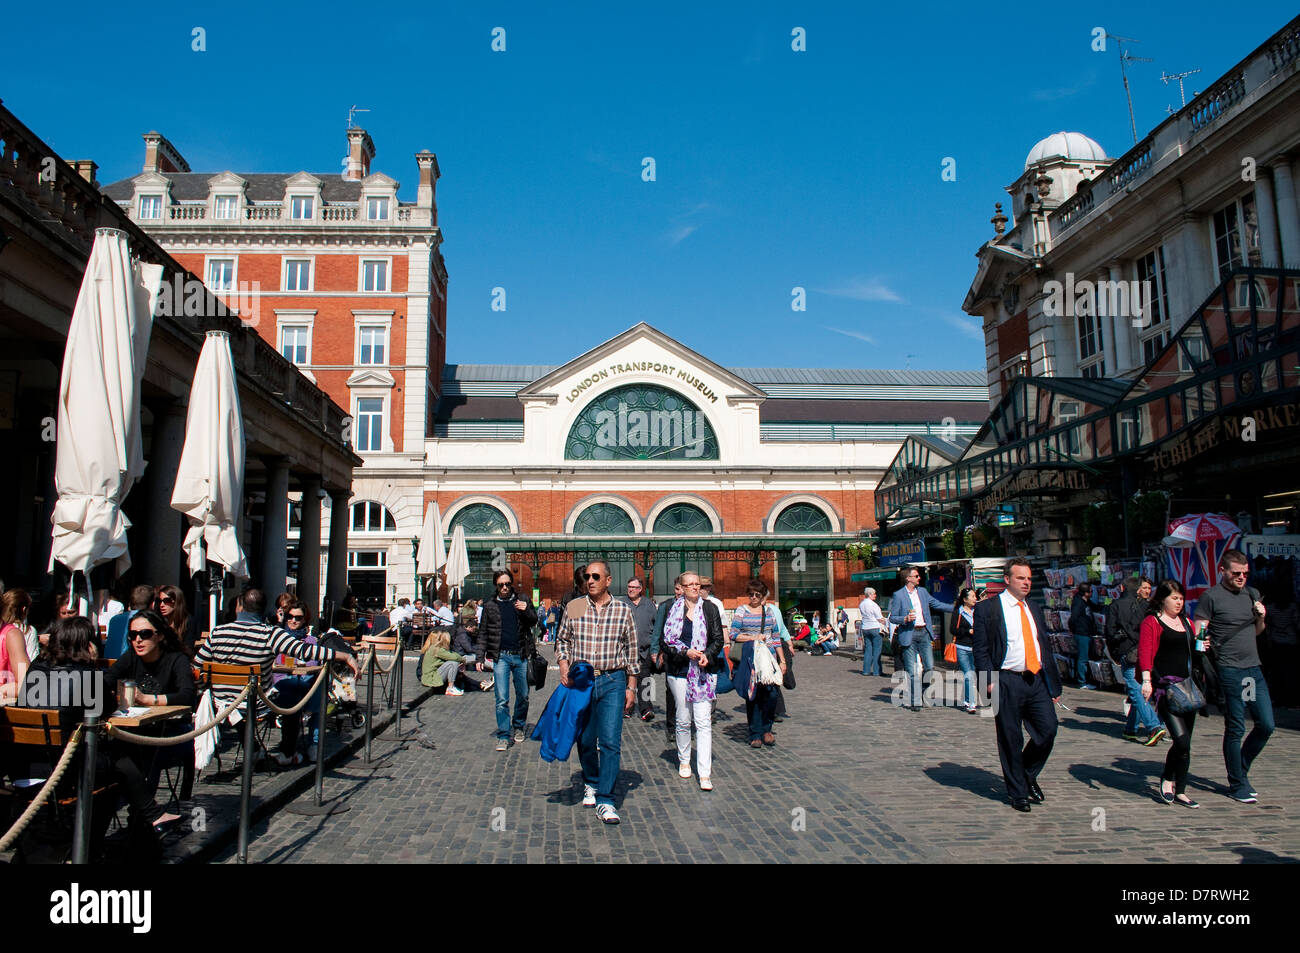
[
  {"x1": 659, "y1": 572, "x2": 723, "y2": 789},
  {"x1": 267, "y1": 601, "x2": 326, "y2": 764},
  {"x1": 106, "y1": 609, "x2": 197, "y2": 839},
  {"x1": 729, "y1": 579, "x2": 787, "y2": 748},
  {"x1": 155, "y1": 584, "x2": 199, "y2": 654}
]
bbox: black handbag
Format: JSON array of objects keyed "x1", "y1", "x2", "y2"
[
  {"x1": 1161, "y1": 617, "x2": 1205, "y2": 715},
  {"x1": 527, "y1": 654, "x2": 548, "y2": 690},
  {"x1": 782, "y1": 639, "x2": 796, "y2": 690}
]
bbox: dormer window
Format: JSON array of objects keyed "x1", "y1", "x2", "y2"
[
  {"x1": 139, "y1": 195, "x2": 162, "y2": 219},
  {"x1": 214, "y1": 195, "x2": 238, "y2": 219},
  {"x1": 366, "y1": 197, "x2": 390, "y2": 221},
  {"x1": 290, "y1": 195, "x2": 314, "y2": 219}
]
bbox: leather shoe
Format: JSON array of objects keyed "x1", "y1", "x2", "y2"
[
  {"x1": 1012, "y1": 799, "x2": 1031, "y2": 813},
  {"x1": 1028, "y1": 780, "x2": 1045, "y2": 803}
]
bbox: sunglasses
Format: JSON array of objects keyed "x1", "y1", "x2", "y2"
[
  {"x1": 129, "y1": 629, "x2": 158, "y2": 641},
  {"x1": 496, "y1": 582, "x2": 513, "y2": 587},
  {"x1": 157, "y1": 595, "x2": 175, "y2": 606},
  {"x1": 583, "y1": 572, "x2": 603, "y2": 580},
  {"x1": 1225, "y1": 570, "x2": 1249, "y2": 577},
  {"x1": 287, "y1": 613, "x2": 306, "y2": 621}
]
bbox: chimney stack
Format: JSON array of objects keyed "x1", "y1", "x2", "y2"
[
  {"x1": 415, "y1": 150, "x2": 440, "y2": 222},
  {"x1": 70, "y1": 160, "x2": 99, "y2": 187},
  {"x1": 345, "y1": 128, "x2": 375, "y2": 181},
  {"x1": 142, "y1": 131, "x2": 190, "y2": 174}
]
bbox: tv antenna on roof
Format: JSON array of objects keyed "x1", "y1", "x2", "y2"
[
  {"x1": 1160, "y1": 68, "x2": 1201, "y2": 113},
  {"x1": 1106, "y1": 33, "x2": 1153, "y2": 145},
  {"x1": 347, "y1": 105, "x2": 370, "y2": 128}
]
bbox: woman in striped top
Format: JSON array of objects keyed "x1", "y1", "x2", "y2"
[{"x1": 729, "y1": 579, "x2": 787, "y2": 748}]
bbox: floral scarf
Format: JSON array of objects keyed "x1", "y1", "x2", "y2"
[{"x1": 662, "y1": 597, "x2": 716, "y2": 703}]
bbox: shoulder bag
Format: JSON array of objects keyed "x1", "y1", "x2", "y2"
[{"x1": 1161, "y1": 615, "x2": 1206, "y2": 715}]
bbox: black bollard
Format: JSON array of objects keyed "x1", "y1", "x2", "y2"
[
  {"x1": 237, "y1": 673, "x2": 257, "y2": 864},
  {"x1": 314, "y1": 665, "x2": 327, "y2": 806},
  {"x1": 364, "y1": 650, "x2": 374, "y2": 764},
  {"x1": 394, "y1": 640, "x2": 403, "y2": 738},
  {"x1": 71, "y1": 714, "x2": 99, "y2": 864}
]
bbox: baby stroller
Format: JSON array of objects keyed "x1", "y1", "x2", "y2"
[{"x1": 318, "y1": 628, "x2": 365, "y2": 731}]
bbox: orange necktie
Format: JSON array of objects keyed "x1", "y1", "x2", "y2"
[{"x1": 1019, "y1": 601, "x2": 1041, "y2": 674}]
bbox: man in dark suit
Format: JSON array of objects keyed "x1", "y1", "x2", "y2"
[{"x1": 973, "y1": 557, "x2": 1061, "y2": 812}]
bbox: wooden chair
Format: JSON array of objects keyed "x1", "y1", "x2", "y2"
[
  {"x1": 198, "y1": 662, "x2": 275, "y2": 779},
  {"x1": 0, "y1": 707, "x2": 117, "y2": 861}
]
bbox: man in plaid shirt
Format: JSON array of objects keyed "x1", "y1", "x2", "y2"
[{"x1": 557, "y1": 559, "x2": 640, "y2": 824}]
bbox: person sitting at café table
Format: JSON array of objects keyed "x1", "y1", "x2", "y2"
[
  {"x1": 269, "y1": 601, "x2": 329, "y2": 761},
  {"x1": 106, "y1": 609, "x2": 197, "y2": 836}
]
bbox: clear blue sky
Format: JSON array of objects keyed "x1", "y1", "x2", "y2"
[{"x1": 4, "y1": 1, "x2": 1294, "y2": 370}]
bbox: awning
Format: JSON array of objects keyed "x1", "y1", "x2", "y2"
[{"x1": 464, "y1": 534, "x2": 859, "y2": 553}]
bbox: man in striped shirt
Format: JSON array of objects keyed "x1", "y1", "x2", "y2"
[
  {"x1": 557, "y1": 559, "x2": 640, "y2": 824},
  {"x1": 196, "y1": 588, "x2": 358, "y2": 766}
]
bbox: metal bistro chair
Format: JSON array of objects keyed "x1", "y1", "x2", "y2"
[
  {"x1": 359, "y1": 633, "x2": 401, "y2": 709},
  {"x1": 199, "y1": 662, "x2": 276, "y2": 781}
]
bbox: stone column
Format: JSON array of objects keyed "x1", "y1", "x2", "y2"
[
  {"x1": 1254, "y1": 171, "x2": 1282, "y2": 267},
  {"x1": 1107, "y1": 262, "x2": 1133, "y2": 375},
  {"x1": 1272, "y1": 160, "x2": 1300, "y2": 267},
  {"x1": 260, "y1": 457, "x2": 290, "y2": 596},
  {"x1": 326, "y1": 489, "x2": 351, "y2": 609},
  {"x1": 140, "y1": 402, "x2": 188, "y2": 585},
  {"x1": 298, "y1": 476, "x2": 323, "y2": 618}
]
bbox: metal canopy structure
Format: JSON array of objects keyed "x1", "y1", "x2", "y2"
[{"x1": 875, "y1": 266, "x2": 1300, "y2": 526}]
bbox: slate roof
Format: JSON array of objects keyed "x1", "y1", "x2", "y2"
[{"x1": 100, "y1": 173, "x2": 391, "y2": 204}]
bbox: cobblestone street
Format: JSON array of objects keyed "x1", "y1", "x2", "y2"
[{"x1": 218, "y1": 647, "x2": 1300, "y2": 863}]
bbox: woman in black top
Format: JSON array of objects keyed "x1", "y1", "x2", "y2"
[
  {"x1": 949, "y1": 587, "x2": 979, "y2": 712},
  {"x1": 108, "y1": 609, "x2": 197, "y2": 835},
  {"x1": 1138, "y1": 580, "x2": 1198, "y2": 807}
]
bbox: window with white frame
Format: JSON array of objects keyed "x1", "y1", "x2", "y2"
[
  {"x1": 350, "y1": 501, "x2": 397, "y2": 533},
  {"x1": 357, "y1": 326, "x2": 387, "y2": 365},
  {"x1": 361, "y1": 259, "x2": 389, "y2": 292},
  {"x1": 213, "y1": 195, "x2": 238, "y2": 219},
  {"x1": 1212, "y1": 193, "x2": 1259, "y2": 280},
  {"x1": 366, "y1": 197, "x2": 390, "y2": 220},
  {"x1": 206, "y1": 258, "x2": 236, "y2": 292},
  {"x1": 354, "y1": 397, "x2": 385, "y2": 452},
  {"x1": 347, "y1": 550, "x2": 388, "y2": 569},
  {"x1": 279, "y1": 325, "x2": 310, "y2": 365},
  {"x1": 1135, "y1": 246, "x2": 1172, "y2": 366},
  {"x1": 1075, "y1": 311, "x2": 1105, "y2": 378},
  {"x1": 138, "y1": 195, "x2": 162, "y2": 219},
  {"x1": 290, "y1": 195, "x2": 314, "y2": 219},
  {"x1": 284, "y1": 258, "x2": 312, "y2": 292}
]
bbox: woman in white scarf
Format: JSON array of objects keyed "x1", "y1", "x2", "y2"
[{"x1": 660, "y1": 572, "x2": 724, "y2": 790}]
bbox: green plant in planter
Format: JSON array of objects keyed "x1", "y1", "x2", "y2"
[
  {"x1": 941, "y1": 529, "x2": 956, "y2": 560},
  {"x1": 845, "y1": 541, "x2": 876, "y2": 567}
]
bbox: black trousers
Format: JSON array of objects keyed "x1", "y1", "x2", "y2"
[
  {"x1": 1157, "y1": 696, "x2": 1196, "y2": 794},
  {"x1": 994, "y1": 669, "x2": 1057, "y2": 802}
]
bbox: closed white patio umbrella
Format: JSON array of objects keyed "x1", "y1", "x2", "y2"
[
  {"x1": 416, "y1": 502, "x2": 446, "y2": 599},
  {"x1": 49, "y1": 228, "x2": 162, "y2": 617},
  {"x1": 443, "y1": 524, "x2": 470, "y2": 608},
  {"x1": 170, "y1": 331, "x2": 248, "y2": 630}
]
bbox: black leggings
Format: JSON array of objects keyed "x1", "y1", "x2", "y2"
[{"x1": 1158, "y1": 697, "x2": 1196, "y2": 795}]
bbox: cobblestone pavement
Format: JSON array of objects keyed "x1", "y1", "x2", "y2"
[{"x1": 217, "y1": 647, "x2": 1300, "y2": 863}]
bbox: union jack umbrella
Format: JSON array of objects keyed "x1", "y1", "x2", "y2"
[{"x1": 1162, "y1": 513, "x2": 1242, "y2": 614}]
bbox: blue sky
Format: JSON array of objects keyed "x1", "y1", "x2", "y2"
[{"x1": 4, "y1": 1, "x2": 1294, "y2": 370}]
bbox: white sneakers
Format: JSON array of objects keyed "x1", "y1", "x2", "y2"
[
  {"x1": 595, "y1": 803, "x2": 621, "y2": 824},
  {"x1": 582, "y1": 784, "x2": 597, "y2": 807},
  {"x1": 678, "y1": 763, "x2": 692, "y2": 779},
  {"x1": 699, "y1": 777, "x2": 713, "y2": 791}
]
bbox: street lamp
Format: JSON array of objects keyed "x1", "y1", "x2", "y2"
[{"x1": 410, "y1": 536, "x2": 420, "y2": 601}]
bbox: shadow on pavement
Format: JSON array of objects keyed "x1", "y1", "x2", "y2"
[{"x1": 924, "y1": 761, "x2": 1006, "y2": 803}]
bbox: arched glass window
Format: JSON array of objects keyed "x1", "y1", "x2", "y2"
[
  {"x1": 448, "y1": 503, "x2": 510, "y2": 536},
  {"x1": 565, "y1": 384, "x2": 719, "y2": 461},
  {"x1": 773, "y1": 503, "x2": 832, "y2": 533},
  {"x1": 573, "y1": 503, "x2": 635, "y2": 535},
  {"x1": 652, "y1": 503, "x2": 712, "y2": 534},
  {"x1": 350, "y1": 501, "x2": 397, "y2": 533}
]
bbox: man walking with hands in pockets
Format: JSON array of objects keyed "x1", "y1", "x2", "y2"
[{"x1": 557, "y1": 559, "x2": 640, "y2": 825}]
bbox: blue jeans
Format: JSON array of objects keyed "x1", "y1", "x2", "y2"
[
  {"x1": 860, "y1": 629, "x2": 882, "y2": 675},
  {"x1": 1074, "y1": 635, "x2": 1092, "y2": 684},
  {"x1": 900, "y1": 635, "x2": 935, "y2": 706},
  {"x1": 271, "y1": 674, "x2": 321, "y2": 752},
  {"x1": 745, "y1": 684, "x2": 779, "y2": 741},
  {"x1": 578, "y1": 670, "x2": 627, "y2": 806},
  {"x1": 955, "y1": 645, "x2": 977, "y2": 708},
  {"x1": 494, "y1": 652, "x2": 530, "y2": 740},
  {"x1": 1218, "y1": 664, "x2": 1275, "y2": 796},
  {"x1": 1121, "y1": 664, "x2": 1161, "y2": 734}
]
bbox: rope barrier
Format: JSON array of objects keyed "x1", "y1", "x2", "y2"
[
  {"x1": 254, "y1": 664, "x2": 329, "y2": 716},
  {"x1": 106, "y1": 683, "x2": 252, "y2": 747},
  {"x1": 0, "y1": 725, "x2": 84, "y2": 853}
]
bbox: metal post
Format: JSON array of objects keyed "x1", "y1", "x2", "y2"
[
  {"x1": 364, "y1": 650, "x2": 374, "y2": 764},
  {"x1": 394, "y1": 639, "x2": 403, "y2": 738},
  {"x1": 71, "y1": 713, "x2": 99, "y2": 864},
  {"x1": 237, "y1": 673, "x2": 257, "y2": 864},
  {"x1": 314, "y1": 665, "x2": 327, "y2": 806}
]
